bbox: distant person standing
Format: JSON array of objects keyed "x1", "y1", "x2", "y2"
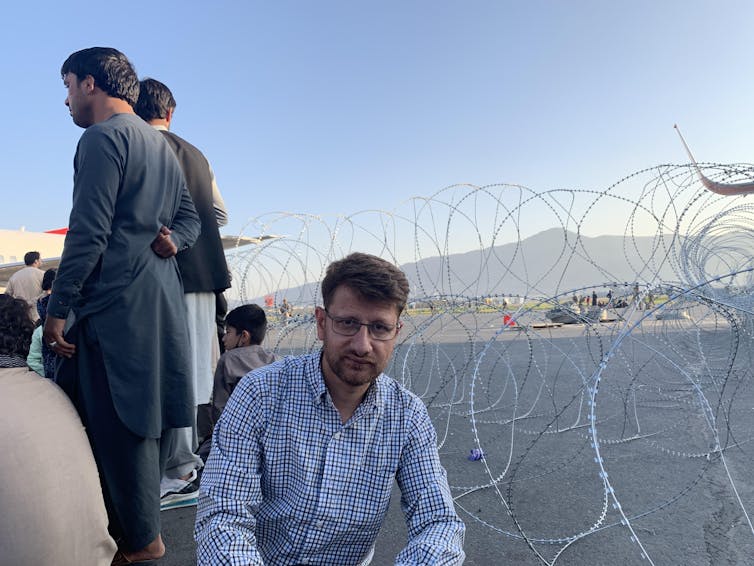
[
  {"x1": 43, "y1": 47, "x2": 200, "y2": 564},
  {"x1": 135, "y1": 78, "x2": 232, "y2": 507},
  {"x1": 5, "y1": 251, "x2": 44, "y2": 321},
  {"x1": 279, "y1": 297, "x2": 292, "y2": 321},
  {"x1": 591, "y1": 290, "x2": 598, "y2": 307}
]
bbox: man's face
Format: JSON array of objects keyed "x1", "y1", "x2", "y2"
[
  {"x1": 63, "y1": 72, "x2": 94, "y2": 128},
  {"x1": 316, "y1": 285, "x2": 400, "y2": 390}
]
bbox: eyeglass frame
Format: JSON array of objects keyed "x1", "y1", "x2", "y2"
[{"x1": 323, "y1": 308, "x2": 402, "y2": 341}]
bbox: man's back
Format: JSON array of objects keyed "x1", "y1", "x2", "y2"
[
  {"x1": 50, "y1": 112, "x2": 200, "y2": 437},
  {"x1": 160, "y1": 130, "x2": 230, "y2": 294},
  {"x1": 6, "y1": 266, "x2": 44, "y2": 309}
]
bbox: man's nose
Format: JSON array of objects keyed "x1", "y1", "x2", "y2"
[{"x1": 350, "y1": 325, "x2": 373, "y2": 353}]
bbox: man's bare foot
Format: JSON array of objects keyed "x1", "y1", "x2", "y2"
[{"x1": 115, "y1": 534, "x2": 165, "y2": 563}]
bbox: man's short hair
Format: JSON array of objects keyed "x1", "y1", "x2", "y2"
[
  {"x1": 0, "y1": 294, "x2": 35, "y2": 358},
  {"x1": 225, "y1": 304, "x2": 268, "y2": 345},
  {"x1": 23, "y1": 251, "x2": 40, "y2": 266},
  {"x1": 321, "y1": 252, "x2": 410, "y2": 315},
  {"x1": 61, "y1": 47, "x2": 139, "y2": 107},
  {"x1": 134, "y1": 78, "x2": 177, "y2": 122}
]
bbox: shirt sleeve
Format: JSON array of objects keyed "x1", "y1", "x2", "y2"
[
  {"x1": 394, "y1": 401, "x2": 466, "y2": 565},
  {"x1": 4, "y1": 276, "x2": 15, "y2": 297},
  {"x1": 211, "y1": 355, "x2": 232, "y2": 425},
  {"x1": 168, "y1": 181, "x2": 201, "y2": 253},
  {"x1": 47, "y1": 130, "x2": 121, "y2": 319},
  {"x1": 195, "y1": 378, "x2": 266, "y2": 565},
  {"x1": 209, "y1": 164, "x2": 229, "y2": 227},
  {"x1": 26, "y1": 326, "x2": 45, "y2": 377}
]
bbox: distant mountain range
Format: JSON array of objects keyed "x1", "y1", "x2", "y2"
[
  {"x1": 244, "y1": 228, "x2": 686, "y2": 305},
  {"x1": 400, "y1": 228, "x2": 681, "y2": 299}
]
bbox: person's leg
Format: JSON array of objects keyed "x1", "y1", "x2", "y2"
[
  {"x1": 67, "y1": 319, "x2": 165, "y2": 558},
  {"x1": 162, "y1": 426, "x2": 202, "y2": 482},
  {"x1": 161, "y1": 293, "x2": 214, "y2": 485}
]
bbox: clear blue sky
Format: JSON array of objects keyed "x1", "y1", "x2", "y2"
[{"x1": 2, "y1": 1, "x2": 753, "y2": 241}]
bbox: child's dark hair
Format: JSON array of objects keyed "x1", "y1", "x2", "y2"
[
  {"x1": 42, "y1": 268, "x2": 56, "y2": 291},
  {"x1": 0, "y1": 295, "x2": 34, "y2": 358},
  {"x1": 225, "y1": 304, "x2": 267, "y2": 345}
]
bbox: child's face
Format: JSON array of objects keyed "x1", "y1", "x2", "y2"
[{"x1": 223, "y1": 325, "x2": 245, "y2": 351}]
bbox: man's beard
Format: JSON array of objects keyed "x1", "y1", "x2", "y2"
[{"x1": 322, "y1": 347, "x2": 383, "y2": 387}]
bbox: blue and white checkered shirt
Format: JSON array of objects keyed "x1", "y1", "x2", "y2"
[{"x1": 195, "y1": 351, "x2": 465, "y2": 565}]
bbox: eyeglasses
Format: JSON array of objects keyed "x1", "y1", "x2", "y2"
[{"x1": 324, "y1": 309, "x2": 402, "y2": 341}]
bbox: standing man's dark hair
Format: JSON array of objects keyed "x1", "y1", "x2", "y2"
[
  {"x1": 134, "y1": 78, "x2": 176, "y2": 121},
  {"x1": 23, "y1": 251, "x2": 40, "y2": 266},
  {"x1": 60, "y1": 47, "x2": 140, "y2": 106}
]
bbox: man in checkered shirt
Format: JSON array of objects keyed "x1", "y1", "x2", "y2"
[{"x1": 195, "y1": 252, "x2": 465, "y2": 565}]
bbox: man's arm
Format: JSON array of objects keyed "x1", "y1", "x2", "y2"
[
  {"x1": 195, "y1": 378, "x2": 265, "y2": 565},
  {"x1": 166, "y1": 181, "x2": 201, "y2": 253},
  {"x1": 209, "y1": 165, "x2": 228, "y2": 227},
  {"x1": 44, "y1": 130, "x2": 122, "y2": 352},
  {"x1": 395, "y1": 401, "x2": 466, "y2": 565},
  {"x1": 4, "y1": 276, "x2": 15, "y2": 297}
]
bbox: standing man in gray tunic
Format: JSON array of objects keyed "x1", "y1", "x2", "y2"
[
  {"x1": 43, "y1": 47, "x2": 201, "y2": 564},
  {"x1": 135, "y1": 78, "x2": 232, "y2": 507}
]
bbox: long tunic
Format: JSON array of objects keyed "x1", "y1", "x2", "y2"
[{"x1": 48, "y1": 113, "x2": 201, "y2": 438}]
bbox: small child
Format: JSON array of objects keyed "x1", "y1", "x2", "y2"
[{"x1": 198, "y1": 304, "x2": 277, "y2": 461}]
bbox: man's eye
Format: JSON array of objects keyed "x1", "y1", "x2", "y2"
[
  {"x1": 339, "y1": 319, "x2": 359, "y2": 328},
  {"x1": 372, "y1": 323, "x2": 390, "y2": 333}
]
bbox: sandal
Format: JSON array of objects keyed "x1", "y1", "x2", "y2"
[{"x1": 111, "y1": 549, "x2": 157, "y2": 566}]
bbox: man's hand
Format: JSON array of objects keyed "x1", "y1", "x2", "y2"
[
  {"x1": 43, "y1": 316, "x2": 75, "y2": 358},
  {"x1": 151, "y1": 225, "x2": 178, "y2": 258}
]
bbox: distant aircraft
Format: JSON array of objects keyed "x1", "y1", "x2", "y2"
[
  {"x1": 675, "y1": 124, "x2": 754, "y2": 196},
  {"x1": 0, "y1": 227, "x2": 280, "y2": 290}
]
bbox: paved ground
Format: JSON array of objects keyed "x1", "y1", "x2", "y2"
[{"x1": 156, "y1": 311, "x2": 754, "y2": 564}]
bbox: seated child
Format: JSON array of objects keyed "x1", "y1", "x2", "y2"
[{"x1": 197, "y1": 304, "x2": 277, "y2": 461}]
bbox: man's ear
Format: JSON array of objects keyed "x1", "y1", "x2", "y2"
[
  {"x1": 314, "y1": 306, "x2": 326, "y2": 340},
  {"x1": 165, "y1": 107, "x2": 174, "y2": 126},
  {"x1": 82, "y1": 75, "x2": 96, "y2": 94}
]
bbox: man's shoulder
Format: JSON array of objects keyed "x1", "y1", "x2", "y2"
[
  {"x1": 219, "y1": 345, "x2": 278, "y2": 374},
  {"x1": 228, "y1": 353, "x2": 314, "y2": 417},
  {"x1": 161, "y1": 130, "x2": 210, "y2": 161},
  {"x1": 245, "y1": 352, "x2": 308, "y2": 380},
  {"x1": 9, "y1": 266, "x2": 41, "y2": 281},
  {"x1": 376, "y1": 373, "x2": 427, "y2": 415},
  {"x1": 236, "y1": 353, "x2": 312, "y2": 392},
  {"x1": 80, "y1": 113, "x2": 157, "y2": 149}
]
